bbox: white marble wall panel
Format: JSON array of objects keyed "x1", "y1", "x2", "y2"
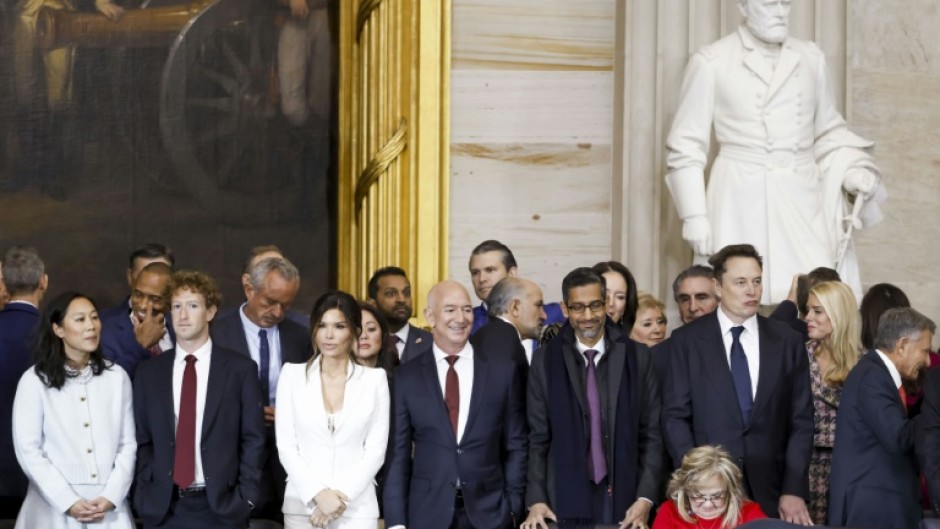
[
  {"x1": 451, "y1": 71, "x2": 613, "y2": 144},
  {"x1": 849, "y1": 1, "x2": 940, "y2": 339},
  {"x1": 452, "y1": 0, "x2": 615, "y2": 70},
  {"x1": 449, "y1": 0, "x2": 616, "y2": 305},
  {"x1": 449, "y1": 144, "x2": 612, "y2": 302}
]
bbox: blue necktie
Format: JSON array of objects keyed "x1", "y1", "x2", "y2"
[
  {"x1": 259, "y1": 329, "x2": 270, "y2": 407},
  {"x1": 730, "y1": 326, "x2": 753, "y2": 424},
  {"x1": 584, "y1": 349, "x2": 607, "y2": 484}
]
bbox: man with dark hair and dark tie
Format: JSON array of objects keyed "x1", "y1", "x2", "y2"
[
  {"x1": 210, "y1": 256, "x2": 311, "y2": 521},
  {"x1": 661, "y1": 244, "x2": 814, "y2": 524},
  {"x1": 523, "y1": 267, "x2": 663, "y2": 528},
  {"x1": 134, "y1": 271, "x2": 265, "y2": 528},
  {"x1": 367, "y1": 266, "x2": 432, "y2": 363}
]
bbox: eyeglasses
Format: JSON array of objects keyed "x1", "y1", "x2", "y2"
[
  {"x1": 566, "y1": 300, "x2": 605, "y2": 314},
  {"x1": 689, "y1": 490, "x2": 727, "y2": 506}
]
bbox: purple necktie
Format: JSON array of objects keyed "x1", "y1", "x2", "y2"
[{"x1": 584, "y1": 349, "x2": 607, "y2": 484}]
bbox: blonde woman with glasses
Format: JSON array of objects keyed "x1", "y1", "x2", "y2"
[
  {"x1": 652, "y1": 446, "x2": 765, "y2": 529},
  {"x1": 802, "y1": 281, "x2": 861, "y2": 524}
]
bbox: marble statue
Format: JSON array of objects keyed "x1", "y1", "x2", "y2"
[{"x1": 665, "y1": 0, "x2": 886, "y2": 304}]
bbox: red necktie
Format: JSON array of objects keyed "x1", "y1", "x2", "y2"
[
  {"x1": 899, "y1": 385, "x2": 909, "y2": 415},
  {"x1": 445, "y1": 355, "x2": 459, "y2": 436},
  {"x1": 174, "y1": 355, "x2": 197, "y2": 488}
]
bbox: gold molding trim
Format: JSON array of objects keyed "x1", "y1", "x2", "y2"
[
  {"x1": 337, "y1": 0, "x2": 451, "y2": 325},
  {"x1": 354, "y1": 0, "x2": 381, "y2": 42},
  {"x1": 354, "y1": 117, "x2": 407, "y2": 214}
]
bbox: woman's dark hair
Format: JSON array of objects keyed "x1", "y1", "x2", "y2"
[
  {"x1": 359, "y1": 302, "x2": 400, "y2": 378},
  {"x1": 308, "y1": 290, "x2": 362, "y2": 368},
  {"x1": 592, "y1": 260, "x2": 639, "y2": 328},
  {"x1": 860, "y1": 283, "x2": 911, "y2": 350},
  {"x1": 34, "y1": 292, "x2": 109, "y2": 390}
]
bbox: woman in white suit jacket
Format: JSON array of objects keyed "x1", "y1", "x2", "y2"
[
  {"x1": 277, "y1": 291, "x2": 390, "y2": 529},
  {"x1": 13, "y1": 292, "x2": 136, "y2": 529}
]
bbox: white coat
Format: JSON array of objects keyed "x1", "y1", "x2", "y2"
[
  {"x1": 275, "y1": 359, "x2": 389, "y2": 529},
  {"x1": 12, "y1": 364, "x2": 136, "y2": 529},
  {"x1": 665, "y1": 25, "x2": 882, "y2": 303}
]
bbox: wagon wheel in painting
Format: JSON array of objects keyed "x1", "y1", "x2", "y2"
[{"x1": 160, "y1": 0, "x2": 307, "y2": 226}]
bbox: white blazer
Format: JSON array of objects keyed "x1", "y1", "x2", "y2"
[{"x1": 276, "y1": 359, "x2": 389, "y2": 518}]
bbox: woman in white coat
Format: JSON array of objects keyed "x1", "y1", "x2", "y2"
[
  {"x1": 12, "y1": 292, "x2": 136, "y2": 529},
  {"x1": 277, "y1": 291, "x2": 390, "y2": 529}
]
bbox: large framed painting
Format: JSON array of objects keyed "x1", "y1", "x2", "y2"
[{"x1": 0, "y1": 0, "x2": 337, "y2": 311}]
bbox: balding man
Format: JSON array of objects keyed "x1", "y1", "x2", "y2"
[
  {"x1": 471, "y1": 277, "x2": 547, "y2": 377},
  {"x1": 384, "y1": 281, "x2": 527, "y2": 529},
  {"x1": 101, "y1": 261, "x2": 176, "y2": 379}
]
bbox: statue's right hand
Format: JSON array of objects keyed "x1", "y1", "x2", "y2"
[{"x1": 682, "y1": 215, "x2": 710, "y2": 256}]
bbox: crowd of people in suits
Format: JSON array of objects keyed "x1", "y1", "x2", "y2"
[{"x1": 0, "y1": 239, "x2": 938, "y2": 529}]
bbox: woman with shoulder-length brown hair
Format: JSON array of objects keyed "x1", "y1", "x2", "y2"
[
  {"x1": 276, "y1": 291, "x2": 389, "y2": 529},
  {"x1": 653, "y1": 445, "x2": 765, "y2": 529},
  {"x1": 356, "y1": 302, "x2": 399, "y2": 380},
  {"x1": 802, "y1": 280, "x2": 862, "y2": 524}
]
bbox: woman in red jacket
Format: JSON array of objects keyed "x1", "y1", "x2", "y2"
[{"x1": 653, "y1": 446, "x2": 766, "y2": 529}]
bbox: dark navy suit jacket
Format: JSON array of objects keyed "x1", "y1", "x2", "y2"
[
  {"x1": 0, "y1": 302, "x2": 39, "y2": 498},
  {"x1": 400, "y1": 323, "x2": 433, "y2": 364},
  {"x1": 471, "y1": 302, "x2": 565, "y2": 335},
  {"x1": 132, "y1": 345, "x2": 266, "y2": 526},
  {"x1": 209, "y1": 309, "x2": 312, "y2": 511},
  {"x1": 384, "y1": 345, "x2": 527, "y2": 529},
  {"x1": 98, "y1": 296, "x2": 130, "y2": 324},
  {"x1": 829, "y1": 351, "x2": 921, "y2": 529},
  {"x1": 100, "y1": 311, "x2": 175, "y2": 379},
  {"x1": 661, "y1": 311, "x2": 813, "y2": 517}
]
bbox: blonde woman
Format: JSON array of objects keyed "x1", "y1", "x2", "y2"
[
  {"x1": 276, "y1": 291, "x2": 389, "y2": 529},
  {"x1": 630, "y1": 293, "x2": 668, "y2": 347},
  {"x1": 802, "y1": 281, "x2": 861, "y2": 524},
  {"x1": 653, "y1": 446, "x2": 765, "y2": 529}
]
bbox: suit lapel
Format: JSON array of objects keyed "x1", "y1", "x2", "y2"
[
  {"x1": 420, "y1": 351, "x2": 455, "y2": 443},
  {"x1": 766, "y1": 42, "x2": 800, "y2": 102},
  {"x1": 699, "y1": 315, "x2": 744, "y2": 427},
  {"x1": 160, "y1": 351, "x2": 178, "y2": 437},
  {"x1": 740, "y1": 27, "x2": 773, "y2": 86},
  {"x1": 752, "y1": 317, "x2": 783, "y2": 423},
  {"x1": 335, "y1": 361, "x2": 364, "y2": 431},
  {"x1": 223, "y1": 316, "x2": 251, "y2": 358},
  {"x1": 201, "y1": 347, "x2": 229, "y2": 437},
  {"x1": 606, "y1": 332, "x2": 626, "y2": 436},
  {"x1": 461, "y1": 354, "x2": 487, "y2": 442},
  {"x1": 561, "y1": 336, "x2": 589, "y2": 421}
]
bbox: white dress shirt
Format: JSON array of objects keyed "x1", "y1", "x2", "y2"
[
  {"x1": 716, "y1": 307, "x2": 761, "y2": 398},
  {"x1": 874, "y1": 349, "x2": 903, "y2": 389},
  {"x1": 433, "y1": 342, "x2": 474, "y2": 443},
  {"x1": 393, "y1": 325, "x2": 411, "y2": 359},
  {"x1": 238, "y1": 304, "x2": 282, "y2": 405},
  {"x1": 172, "y1": 339, "x2": 212, "y2": 487}
]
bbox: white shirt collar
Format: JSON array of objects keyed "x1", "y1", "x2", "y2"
[
  {"x1": 433, "y1": 341, "x2": 474, "y2": 363},
  {"x1": 176, "y1": 338, "x2": 213, "y2": 363},
  {"x1": 6, "y1": 299, "x2": 37, "y2": 308},
  {"x1": 716, "y1": 306, "x2": 759, "y2": 336},
  {"x1": 238, "y1": 302, "x2": 278, "y2": 334},
  {"x1": 874, "y1": 349, "x2": 903, "y2": 389},
  {"x1": 574, "y1": 333, "x2": 606, "y2": 357}
]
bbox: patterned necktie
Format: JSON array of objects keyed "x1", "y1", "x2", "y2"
[
  {"x1": 173, "y1": 354, "x2": 197, "y2": 488},
  {"x1": 258, "y1": 329, "x2": 270, "y2": 407},
  {"x1": 584, "y1": 349, "x2": 607, "y2": 484},
  {"x1": 730, "y1": 326, "x2": 753, "y2": 424},
  {"x1": 445, "y1": 355, "x2": 460, "y2": 437}
]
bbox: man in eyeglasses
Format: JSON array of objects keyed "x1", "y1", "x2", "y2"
[{"x1": 522, "y1": 267, "x2": 664, "y2": 529}]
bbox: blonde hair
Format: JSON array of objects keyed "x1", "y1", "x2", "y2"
[
  {"x1": 808, "y1": 281, "x2": 861, "y2": 386},
  {"x1": 636, "y1": 292, "x2": 666, "y2": 314},
  {"x1": 668, "y1": 446, "x2": 747, "y2": 529}
]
